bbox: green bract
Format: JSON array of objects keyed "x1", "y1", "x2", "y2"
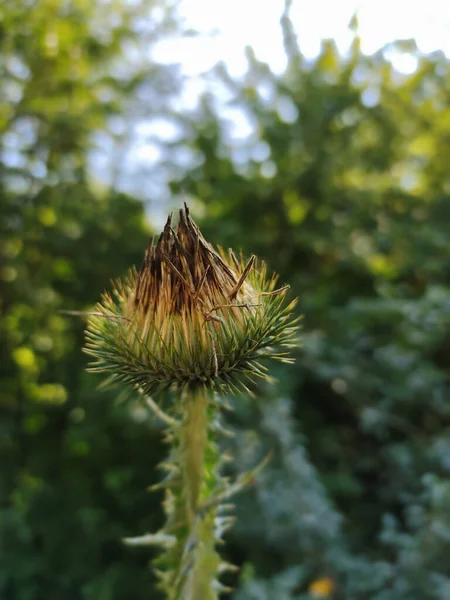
[{"x1": 85, "y1": 205, "x2": 299, "y2": 396}]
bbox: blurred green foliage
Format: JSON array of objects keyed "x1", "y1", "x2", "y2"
[
  {"x1": 0, "y1": 2, "x2": 177, "y2": 599},
  {"x1": 170, "y1": 28, "x2": 450, "y2": 600},
  {"x1": 1, "y1": 2, "x2": 450, "y2": 599}
]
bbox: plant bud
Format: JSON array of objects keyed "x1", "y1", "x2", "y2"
[{"x1": 85, "y1": 205, "x2": 299, "y2": 396}]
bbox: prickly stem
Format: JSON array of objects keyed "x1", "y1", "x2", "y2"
[{"x1": 153, "y1": 386, "x2": 226, "y2": 599}]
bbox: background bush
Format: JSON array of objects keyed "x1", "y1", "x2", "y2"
[{"x1": 1, "y1": 3, "x2": 450, "y2": 599}]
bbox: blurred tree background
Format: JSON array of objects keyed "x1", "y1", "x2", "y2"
[{"x1": 1, "y1": 1, "x2": 450, "y2": 599}]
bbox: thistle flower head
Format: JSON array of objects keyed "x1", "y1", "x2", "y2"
[{"x1": 85, "y1": 205, "x2": 299, "y2": 396}]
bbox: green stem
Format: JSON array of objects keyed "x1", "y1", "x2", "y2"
[
  {"x1": 183, "y1": 385, "x2": 208, "y2": 522},
  {"x1": 155, "y1": 385, "x2": 224, "y2": 600}
]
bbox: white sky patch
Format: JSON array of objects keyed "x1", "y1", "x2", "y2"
[{"x1": 157, "y1": 0, "x2": 450, "y2": 76}]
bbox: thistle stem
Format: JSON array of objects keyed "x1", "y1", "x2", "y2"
[
  {"x1": 157, "y1": 385, "x2": 223, "y2": 600},
  {"x1": 183, "y1": 386, "x2": 208, "y2": 521}
]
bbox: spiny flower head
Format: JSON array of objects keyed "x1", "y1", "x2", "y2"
[{"x1": 85, "y1": 205, "x2": 299, "y2": 396}]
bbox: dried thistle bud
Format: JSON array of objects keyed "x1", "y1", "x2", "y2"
[{"x1": 85, "y1": 205, "x2": 299, "y2": 396}]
